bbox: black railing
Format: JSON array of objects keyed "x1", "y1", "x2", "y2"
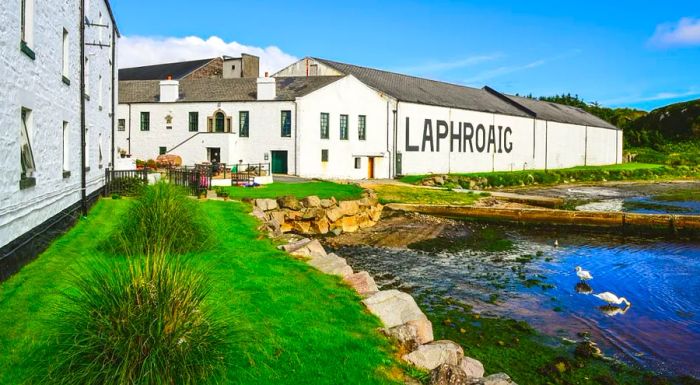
[
  {"x1": 104, "y1": 169, "x2": 148, "y2": 196},
  {"x1": 168, "y1": 167, "x2": 211, "y2": 196},
  {"x1": 231, "y1": 163, "x2": 270, "y2": 184}
]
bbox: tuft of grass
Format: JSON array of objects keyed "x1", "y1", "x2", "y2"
[
  {"x1": 106, "y1": 182, "x2": 212, "y2": 257},
  {"x1": 45, "y1": 254, "x2": 229, "y2": 385}
]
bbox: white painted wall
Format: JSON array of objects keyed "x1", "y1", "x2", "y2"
[
  {"x1": 295, "y1": 75, "x2": 392, "y2": 179},
  {"x1": 0, "y1": 0, "x2": 116, "y2": 249}
]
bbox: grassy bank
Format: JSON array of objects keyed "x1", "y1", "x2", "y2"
[
  {"x1": 0, "y1": 199, "x2": 401, "y2": 385},
  {"x1": 222, "y1": 181, "x2": 364, "y2": 201},
  {"x1": 627, "y1": 140, "x2": 700, "y2": 166},
  {"x1": 373, "y1": 184, "x2": 488, "y2": 205},
  {"x1": 401, "y1": 163, "x2": 700, "y2": 189}
]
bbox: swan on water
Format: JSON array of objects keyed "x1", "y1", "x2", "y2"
[
  {"x1": 575, "y1": 266, "x2": 593, "y2": 281},
  {"x1": 594, "y1": 292, "x2": 631, "y2": 307},
  {"x1": 554, "y1": 240, "x2": 559, "y2": 247}
]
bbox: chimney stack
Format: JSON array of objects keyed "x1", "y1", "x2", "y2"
[
  {"x1": 160, "y1": 77, "x2": 179, "y2": 103},
  {"x1": 257, "y1": 75, "x2": 276, "y2": 101}
]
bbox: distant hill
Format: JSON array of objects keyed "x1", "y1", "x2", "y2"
[{"x1": 625, "y1": 98, "x2": 700, "y2": 146}]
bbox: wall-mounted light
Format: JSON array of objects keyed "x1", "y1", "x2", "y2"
[{"x1": 264, "y1": 153, "x2": 269, "y2": 161}]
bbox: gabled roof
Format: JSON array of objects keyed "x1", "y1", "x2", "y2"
[
  {"x1": 119, "y1": 76, "x2": 344, "y2": 104},
  {"x1": 118, "y1": 58, "x2": 216, "y2": 81},
  {"x1": 308, "y1": 57, "x2": 619, "y2": 129}
]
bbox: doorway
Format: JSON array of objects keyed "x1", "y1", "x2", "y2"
[
  {"x1": 367, "y1": 157, "x2": 375, "y2": 179},
  {"x1": 207, "y1": 147, "x2": 221, "y2": 163},
  {"x1": 270, "y1": 151, "x2": 288, "y2": 174}
]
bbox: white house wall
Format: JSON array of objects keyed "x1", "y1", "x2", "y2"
[
  {"x1": 295, "y1": 75, "x2": 392, "y2": 179},
  {"x1": 0, "y1": 0, "x2": 116, "y2": 249}
]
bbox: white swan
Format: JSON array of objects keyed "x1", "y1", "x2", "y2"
[
  {"x1": 554, "y1": 240, "x2": 559, "y2": 247},
  {"x1": 575, "y1": 266, "x2": 593, "y2": 281},
  {"x1": 594, "y1": 292, "x2": 631, "y2": 307}
]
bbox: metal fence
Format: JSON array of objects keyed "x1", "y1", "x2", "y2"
[
  {"x1": 168, "y1": 167, "x2": 211, "y2": 196},
  {"x1": 104, "y1": 169, "x2": 149, "y2": 196},
  {"x1": 231, "y1": 163, "x2": 270, "y2": 184}
]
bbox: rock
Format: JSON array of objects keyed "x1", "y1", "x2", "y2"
[
  {"x1": 278, "y1": 238, "x2": 311, "y2": 252},
  {"x1": 384, "y1": 318, "x2": 434, "y2": 351},
  {"x1": 310, "y1": 217, "x2": 330, "y2": 234},
  {"x1": 362, "y1": 189, "x2": 378, "y2": 199},
  {"x1": 483, "y1": 373, "x2": 517, "y2": 385},
  {"x1": 434, "y1": 176, "x2": 445, "y2": 185},
  {"x1": 341, "y1": 216, "x2": 359, "y2": 232},
  {"x1": 268, "y1": 211, "x2": 286, "y2": 226},
  {"x1": 362, "y1": 290, "x2": 430, "y2": 329},
  {"x1": 308, "y1": 253, "x2": 353, "y2": 277},
  {"x1": 326, "y1": 207, "x2": 345, "y2": 222},
  {"x1": 357, "y1": 213, "x2": 375, "y2": 229},
  {"x1": 301, "y1": 208, "x2": 325, "y2": 220},
  {"x1": 277, "y1": 196, "x2": 302, "y2": 210},
  {"x1": 292, "y1": 221, "x2": 312, "y2": 234},
  {"x1": 301, "y1": 195, "x2": 321, "y2": 208},
  {"x1": 369, "y1": 205, "x2": 383, "y2": 222},
  {"x1": 344, "y1": 271, "x2": 379, "y2": 297},
  {"x1": 280, "y1": 223, "x2": 293, "y2": 233},
  {"x1": 339, "y1": 200, "x2": 360, "y2": 216},
  {"x1": 429, "y1": 364, "x2": 476, "y2": 385},
  {"x1": 251, "y1": 207, "x2": 266, "y2": 220},
  {"x1": 402, "y1": 340, "x2": 464, "y2": 371},
  {"x1": 289, "y1": 239, "x2": 326, "y2": 258},
  {"x1": 320, "y1": 198, "x2": 336, "y2": 208},
  {"x1": 459, "y1": 357, "x2": 484, "y2": 378},
  {"x1": 255, "y1": 198, "x2": 278, "y2": 211}
]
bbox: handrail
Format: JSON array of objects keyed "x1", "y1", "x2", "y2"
[{"x1": 167, "y1": 132, "x2": 201, "y2": 154}]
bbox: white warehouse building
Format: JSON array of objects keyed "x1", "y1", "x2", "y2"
[
  {"x1": 0, "y1": 0, "x2": 118, "y2": 279},
  {"x1": 117, "y1": 56, "x2": 622, "y2": 180}
]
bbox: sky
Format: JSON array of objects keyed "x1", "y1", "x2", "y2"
[{"x1": 110, "y1": 0, "x2": 700, "y2": 111}]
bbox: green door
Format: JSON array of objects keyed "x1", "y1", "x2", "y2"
[{"x1": 270, "y1": 151, "x2": 288, "y2": 174}]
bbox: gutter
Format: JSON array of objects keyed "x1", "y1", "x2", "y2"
[
  {"x1": 293, "y1": 100, "x2": 298, "y2": 175},
  {"x1": 110, "y1": 27, "x2": 116, "y2": 170},
  {"x1": 80, "y1": 0, "x2": 87, "y2": 216}
]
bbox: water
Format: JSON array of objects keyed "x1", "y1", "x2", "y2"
[{"x1": 333, "y1": 227, "x2": 700, "y2": 378}]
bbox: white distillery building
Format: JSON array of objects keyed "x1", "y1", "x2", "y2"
[
  {"x1": 117, "y1": 56, "x2": 621, "y2": 180},
  {"x1": 0, "y1": 0, "x2": 118, "y2": 280}
]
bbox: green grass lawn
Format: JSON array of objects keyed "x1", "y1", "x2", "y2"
[
  {"x1": 222, "y1": 181, "x2": 364, "y2": 201},
  {"x1": 0, "y1": 199, "x2": 401, "y2": 385},
  {"x1": 373, "y1": 184, "x2": 486, "y2": 205}
]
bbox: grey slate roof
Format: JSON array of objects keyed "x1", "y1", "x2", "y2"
[
  {"x1": 311, "y1": 57, "x2": 619, "y2": 129},
  {"x1": 119, "y1": 76, "x2": 343, "y2": 104},
  {"x1": 119, "y1": 58, "x2": 216, "y2": 81}
]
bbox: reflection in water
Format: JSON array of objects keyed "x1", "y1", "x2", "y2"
[
  {"x1": 599, "y1": 304, "x2": 631, "y2": 317},
  {"x1": 575, "y1": 282, "x2": 593, "y2": 294}
]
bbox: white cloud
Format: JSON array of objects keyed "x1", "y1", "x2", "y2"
[
  {"x1": 393, "y1": 54, "x2": 502, "y2": 74},
  {"x1": 601, "y1": 88, "x2": 700, "y2": 106},
  {"x1": 649, "y1": 17, "x2": 700, "y2": 47},
  {"x1": 461, "y1": 49, "x2": 581, "y2": 86},
  {"x1": 118, "y1": 35, "x2": 298, "y2": 75}
]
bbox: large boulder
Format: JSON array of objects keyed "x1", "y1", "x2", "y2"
[
  {"x1": 255, "y1": 198, "x2": 278, "y2": 211},
  {"x1": 308, "y1": 253, "x2": 353, "y2": 277},
  {"x1": 402, "y1": 340, "x2": 464, "y2": 371},
  {"x1": 326, "y1": 207, "x2": 345, "y2": 222},
  {"x1": 362, "y1": 290, "x2": 429, "y2": 329},
  {"x1": 369, "y1": 205, "x2": 384, "y2": 222},
  {"x1": 459, "y1": 357, "x2": 484, "y2": 378},
  {"x1": 341, "y1": 216, "x2": 359, "y2": 233},
  {"x1": 310, "y1": 217, "x2": 330, "y2": 234},
  {"x1": 339, "y1": 200, "x2": 360, "y2": 216},
  {"x1": 289, "y1": 239, "x2": 327, "y2": 258},
  {"x1": 384, "y1": 318, "x2": 434, "y2": 351},
  {"x1": 344, "y1": 271, "x2": 379, "y2": 297},
  {"x1": 277, "y1": 196, "x2": 302, "y2": 210},
  {"x1": 301, "y1": 195, "x2": 321, "y2": 208},
  {"x1": 482, "y1": 373, "x2": 517, "y2": 385},
  {"x1": 429, "y1": 364, "x2": 476, "y2": 385}
]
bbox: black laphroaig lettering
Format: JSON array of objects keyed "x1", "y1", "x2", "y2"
[
  {"x1": 504, "y1": 127, "x2": 513, "y2": 153},
  {"x1": 475, "y1": 124, "x2": 486, "y2": 153},
  {"x1": 422, "y1": 119, "x2": 434, "y2": 152},
  {"x1": 450, "y1": 122, "x2": 462, "y2": 152},
  {"x1": 436, "y1": 120, "x2": 449, "y2": 152},
  {"x1": 463, "y1": 123, "x2": 474, "y2": 153},
  {"x1": 405, "y1": 117, "x2": 419, "y2": 152},
  {"x1": 487, "y1": 125, "x2": 496, "y2": 153},
  {"x1": 498, "y1": 126, "x2": 503, "y2": 153}
]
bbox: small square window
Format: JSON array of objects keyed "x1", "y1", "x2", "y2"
[
  {"x1": 321, "y1": 149, "x2": 329, "y2": 162},
  {"x1": 117, "y1": 118, "x2": 125, "y2": 131},
  {"x1": 159, "y1": 146, "x2": 166, "y2": 155},
  {"x1": 354, "y1": 157, "x2": 361, "y2": 169}
]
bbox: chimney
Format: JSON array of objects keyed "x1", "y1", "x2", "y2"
[
  {"x1": 159, "y1": 76, "x2": 179, "y2": 103},
  {"x1": 256, "y1": 74, "x2": 276, "y2": 101}
]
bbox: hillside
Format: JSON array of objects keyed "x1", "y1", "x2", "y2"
[{"x1": 625, "y1": 98, "x2": 700, "y2": 146}]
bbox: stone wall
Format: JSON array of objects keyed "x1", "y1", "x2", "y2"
[{"x1": 252, "y1": 190, "x2": 383, "y2": 236}]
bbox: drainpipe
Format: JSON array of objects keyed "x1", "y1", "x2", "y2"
[
  {"x1": 544, "y1": 121, "x2": 549, "y2": 171},
  {"x1": 293, "y1": 100, "x2": 298, "y2": 175},
  {"x1": 385, "y1": 100, "x2": 391, "y2": 178},
  {"x1": 79, "y1": 0, "x2": 87, "y2": 216},
  {"x1": 127, "y1": 103, "x2": 131, "y2": 154},
  {"x1": 110, "y1": 27, "x2": 116, "y2": 170},
  {"x1": 393, "y1": 101, "x2": 399, "y2": 178}
]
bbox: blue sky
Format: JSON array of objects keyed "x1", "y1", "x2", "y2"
[{"x1": 111, "y1": 0, "x2": 700, "y2": 111}]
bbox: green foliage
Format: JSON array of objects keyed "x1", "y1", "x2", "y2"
[
  {"x1": 222, "y1": 180, "x2": 364, "y2": 200},
  {"x1": 107, "y1": 176, "x2": 146, "y2": 196},
  {"x1": 107, "y1": 182, "x2": 212, "y2": 257},
  {"x1": 628, "y1": 140, "x2": 700, "y2": 166},
  {"x1": 534, "y1": 93, "x2": 647, "y2": 132},
  {"x1": 46, "y1": 255, "x2": 229, "y2": 385},
  {"x1": 625, "y1": 99, "x2": 700, "y2": 146}
]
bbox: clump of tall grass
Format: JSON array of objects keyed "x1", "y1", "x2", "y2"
[
  {"x1": 108, "y1": 182, "x2": 212, "y2": 257},
  {"x1": 46, "y1": 255, "x2": 229, "y2": 385}
]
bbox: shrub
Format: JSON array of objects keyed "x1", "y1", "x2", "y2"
[
  {"x1": 107, "y1": 182, "x2": 212, "y2": 257},
  {"x1": 107, "y1": 176, "x2": 146, "y2": 196},
  {"x1": 46, "y1": 255, "x2": 229, "y2": 385}
]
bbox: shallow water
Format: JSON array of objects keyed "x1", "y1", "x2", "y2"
[{"x1": 333, "y1": 227, "x2": 700, "y2": 378}]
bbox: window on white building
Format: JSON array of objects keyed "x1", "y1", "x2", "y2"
[
  {"x1": 320, "y1": 112, "x2": 329, "y2": 139},
  {"x1": 20, "y1": 108, "x2": 36, "y2": 185},
  {"x1": 358, "y1": 115, "x2": 367, "y2": 140},
  {"x1": 239, "y1": 111, "x2": 249, "y2": 137},
  {"x1": 215, "y1": 112, "x2": 225, "y2": 132},
  {"x1": 354, "y1": 157, "x2": 361, "y2": 169},
  {"x1": 159, "y1": 146, "x2": 166, "y2": 155},
  {"x1": 62, "y1": 28, "x2": 69, "y2": 83},
  {"x1": 118, "y1": 119, "x2": 125, "y2": 131},
  {"x1": 84, "y1": 57, "x2": 90, "y2": 97},
  {"x1": 189, "y1": 112, "x2": 198, "y2": 132},
  {"x1": 63, "y1": 121, "x2": 69, "y2": 175},
  {"x1": 140, "y1": 112, "x2": 150, "y2": 131},
  {"x1": 339, "y1": 114, "x2": 349, "y2": 140},
  {"x1": 281, "y1": 110, "x2": 291, "y2": 137},
  {"x1": 20, "y1": 0, "x2": 34, "y2": 58},
  {"x1": 321, "y1": 149, "x2": 329, "y2": 163}
]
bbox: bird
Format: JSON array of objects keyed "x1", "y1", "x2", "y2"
[
  {"x1": 554, "y1": 240, "x2": 559, "y2": 247},
  {"x1": 575, "y1": 266, "x2": 593, "y2": 281},
  {"x1": 594, "y1": 292, "x2": 631, "y2": 307}
]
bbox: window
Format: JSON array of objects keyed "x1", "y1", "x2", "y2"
[
  {"x1": 188, "y1": 112, "x2": 198, "y2": 132},
  {"x1": 62, "y1": 28, "x2": 69, "y2": 83},
  {"x1": 20, "y1": 0, "x2": 34, "y2": 58},
  {"x1": 98, "y1": 133, "x2": 103, "y2": 167},
  {"x1": 215, "y1": 112, "x2": 225, "y2": 132},
  {"x1": 140, "y1": 112, "x2": 150, "y2": 131},
  {"x1": 84, "y1": 57, "x2": 90, "y2": 97},
  {"x1": 320, "y1": 112, "x2": 329, "y2": 139},
  {"x1": 321, "y1": 149, "x2": 329, "y2": 162},
  {"x1": 98, "y1": 75, "x2": 103, "y2": 109},
  {"x1": 281, "y1": 110, "x2": 291, "y2": 137},
  {"x1": 118, "y1": 119, "x2": 125, "y2": 131},
  {"x1": 20, "y1": 108, "x2": 36, "y2": 184},
  {"x1": 239, "y1": 111, "x2": 249, "y2": 137},
  {"x1": 159, "y1": 146, "x2": 166, "y2": 155},
  {"x1": 354, "y1": 157, "x2": 361, "y2": 169},
  {"x1": 358, "y1": 115, "x2": 367, "y2": 140},
  {"x1": 62, "y1": 122, "x2": 69, "y2": 174},
  {"x1": 339, "y1": 114, "x2": 348, "y2": 140}
]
